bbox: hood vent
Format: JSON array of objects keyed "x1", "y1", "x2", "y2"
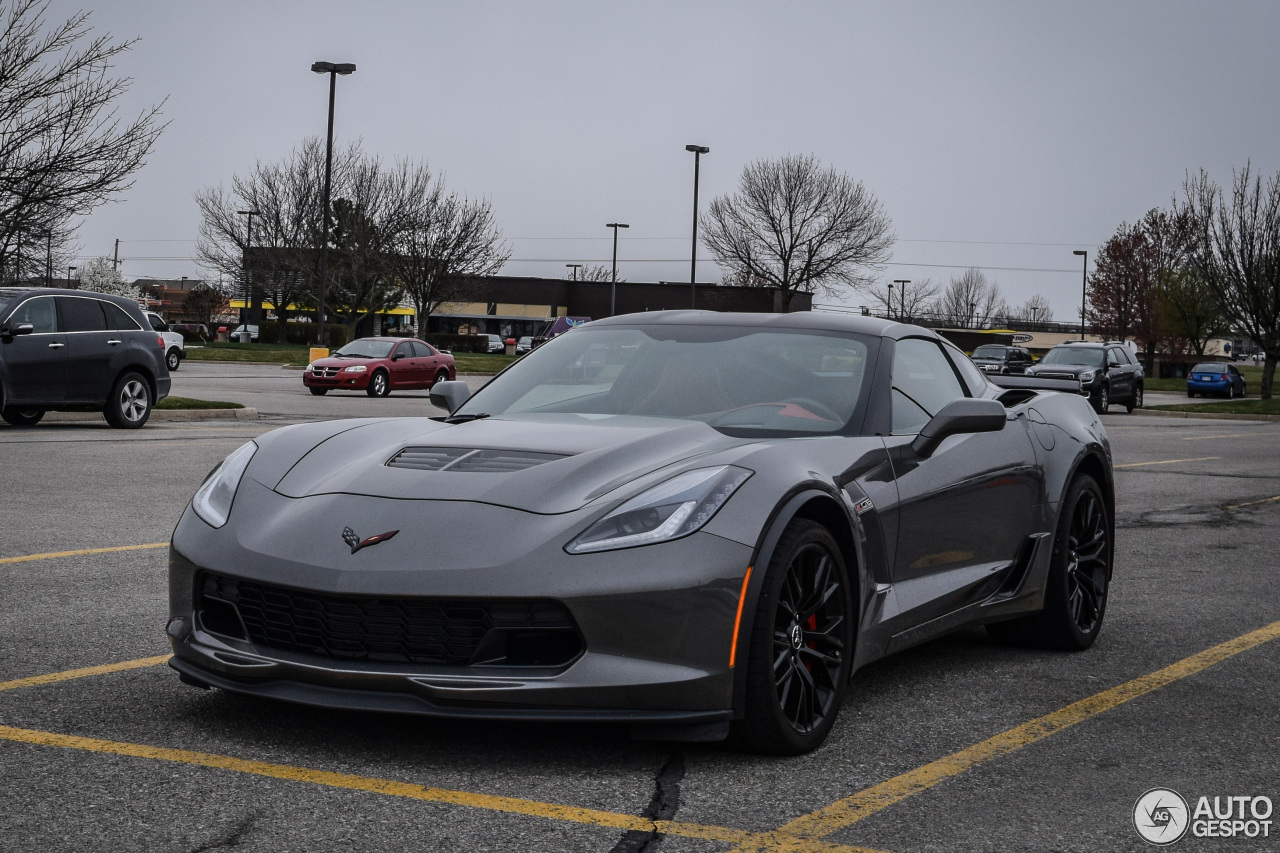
[{"x1": 387, "y1": 446, "x2": 569, "y2": 473}]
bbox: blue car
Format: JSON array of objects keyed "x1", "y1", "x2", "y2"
[{"x1": 1187, "y1": 362, "x2": 1246, "y2": 398}]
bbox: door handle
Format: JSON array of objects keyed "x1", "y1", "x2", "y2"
[
  {"x1": 48, "y1": 342, "x2": 64, "y2": 349},
  {"x1": 107, "y1": 339, "x2": 122, "y2": 345}
]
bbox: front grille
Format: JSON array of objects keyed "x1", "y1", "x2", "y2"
[
  {"x1": 1037, "y1": 372, "x2": 1079, "y2": 381},
  {"x1": 197, "y1": 573, "x2": 583, "y2": 667},
  {"x1": 386, "y1": 446, "x2": 568, "y2": 473},
  {"x1": 311, "y1": 366, "x2": 341, "y2": 378}
]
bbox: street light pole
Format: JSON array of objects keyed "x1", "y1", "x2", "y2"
[
  {"x1": 893, "y1": 279, "x2": 910, "y2": 321},
  {"x1": 606, "y1": 223, "x2": 629, "y2": 316},
  {"x1": 565, "y1": 263, "x2": 582, "y2": 281},
  {"x1": 68, "y1": 265, "x2": 76, "y2": 287},
  {"x1": 969, "y1": 301, "x2": 977, "y2": 329},
  {"x1": 311, "y1": 61, "x2": 356, "y2": 347},
  {"x1": 237, "y1": 210, "x2": 259, "y2": 327},
  {"x1": 1073, "y1": 250, "x2": 1088, "y2": 340},
  {"x1": 887, "y1": 283, "x2": 894, "y2": 320},
  {"x1": 685, "y1": 144, "x2": 709, "y2": 308},
  {"x1": 45, "y1": 232, "x2": 52, "y2": 287}
]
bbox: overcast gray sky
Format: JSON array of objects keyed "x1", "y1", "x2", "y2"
[{"x1": 53, "y1": 0, "x2": 1280, "y2": 319}]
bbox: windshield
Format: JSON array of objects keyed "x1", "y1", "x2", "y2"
[
  {"x1": 1040, "y1": 347, "x2": 1104, "y2": 368},
  {"x1": 1192, "y1": 363, "x2": 1228, "y2": 374},
  {"x1": 335, "y1": 339, "x2": 395, "y2": 359},
  {"x1": 454, "y1": 325, "x2": 874, "y2": 435},
  {"x1": 972, "y1": 346, "x2": 1005, "y2": 359}
]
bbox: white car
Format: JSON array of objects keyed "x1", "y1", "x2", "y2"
[{"x1": 145, "y1": 311, "x2": 185, "y2": 372}]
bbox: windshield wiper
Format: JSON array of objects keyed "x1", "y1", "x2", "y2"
[{"x1": 445, "y1": 412, "x2": 491, "y2": 424}]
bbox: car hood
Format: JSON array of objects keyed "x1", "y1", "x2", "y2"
[
  {"x1": 265, "y1": 414, "x2": 752, "y2": 514},
  {"x1": 309, "y1": 356, "x2": 385, "y2": 368},
  {"x1": 1026, "y1": 364, "x2": 1089, "y2": 375}
]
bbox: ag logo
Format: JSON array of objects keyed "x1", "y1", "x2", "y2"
[
  {"x1": 341, "y1": 526, "x2": 399, "y2": 555},
  {"x1": 1134, "y1": 788, "x2": 1190, "y2": 845}
]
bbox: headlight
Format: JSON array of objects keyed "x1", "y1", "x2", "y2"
[
  {"x1": 192, "y1": 442, "x2": 257, "y2": 528},
  {"x1": 306, "y1": 362, "x2": 315, "y2": 372},
  {"x1": 565, "y1": 466, "x2": 752, "y2": 554},
  {"x1": 343, "y1": 364, "x2": 367, "y2": 373},
  {"x1": 1078, "y1": 371, "x2": 1096, "y2": 382}
]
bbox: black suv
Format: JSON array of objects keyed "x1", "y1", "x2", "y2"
[
  {"x1": 0, "y1": 288, "x2": 171, "y2": 428},
  {"x1": 1025, "y1": 340, "x2": 1144, "y2": 413},
  {"x1": 970, "y1": 344, "x2": 1034, "y2": 374}
]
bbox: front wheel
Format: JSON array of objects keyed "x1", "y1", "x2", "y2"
[
  {"x1": 166, "y1": 348, "x2": 181, "y2": 371},
  {"x1": 1092, "y1": 385, "x2": 1109, "y2": 414},
  {"x1": 1, "y1": 407, "x2": 45, "y2": 426},
  {"x1": 104, "y1": 372, "x2": 152, "y2": 429},
  {"x1": 1125, "y1": 384, "x2": 1143, "y2": 413},
  {"x1": 987, "y1": 475, "x2": 1111, "y2": 650},
  {"x1": 309, "y1": 387, "x2": 328, "y2": 396},
  {"x1": 366, "y1": 370, "x2": 389, "y2": 398},
  {"x1": 734, "y1": 519, "x2": 853, "y2": 755}
]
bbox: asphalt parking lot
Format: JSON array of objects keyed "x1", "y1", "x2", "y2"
[{"x1": 2, "y1": 378, "x2": 1278, "y2": 852}]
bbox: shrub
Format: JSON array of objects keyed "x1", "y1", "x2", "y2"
[{"x1": 422, "y1": 333, "x2": 491, "y2": 353}]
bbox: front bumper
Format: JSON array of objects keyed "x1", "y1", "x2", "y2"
[
  {"x1": 167, "y1": 485, "x2": 753, "y2": 721},
  {"x1": 303, "y1": 369, "x2": 371, "y2": 390}
]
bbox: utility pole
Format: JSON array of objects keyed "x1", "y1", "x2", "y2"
[
  {"x1": 685, "y1": 144, "x2": 709, "y2": 308},
  {"x1": 113, "y1": 239, "x2": 119, "y2": 271},
  {"x1": 46, "y1": 232, "x2": 52, "y2": 287}
]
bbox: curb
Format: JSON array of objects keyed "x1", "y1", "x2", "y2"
[
  {"x1": 44, "y1": 407, "x2": 259, "y2": 423},
  {"x1": 1135, "y1": 408, "x2": 1280, "y2": 423}
]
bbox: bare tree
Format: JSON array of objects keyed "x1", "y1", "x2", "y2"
[
  {"x1": 1010, "y1": 294, "x2": 1055, "y2": 324},
  {"x1": 195, "y1": 138, "x2": 361, "y2": 341},
  {"x1": 0, "y1": 0, "x2": 165, "y2": 274},
  {"x1": 931, "y1": 268, "x2": 1008, "y2": 328},
  {"x1": 1156, "y1": 269, "x2": 1225, "y2": 357},
  {"x1": 183, "y1": 281, "x2": 228, "y2": 332},
  {"x1": 702, "y1": 154, "x2": 895, "y2": 311},
  {"x1": 866, "y1": 278, "x2": 940, "y2": 320},
  {"x1": 383, "y1": 162, "x2": 509, "y2": 330},
  {"x1": 1182, "y1": 164, "x2": 1280, "y2": 398},
  {"x1": 575, "y1": 264, "x2": 622, "y2": 284}
]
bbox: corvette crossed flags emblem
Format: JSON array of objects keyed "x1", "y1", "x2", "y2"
[{"x1": 341, "y1": 526, "x2": 399, "y2": 555}]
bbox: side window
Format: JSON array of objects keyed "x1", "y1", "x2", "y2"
[
  {"x1": 415, "y1": 341, "x2": 436, "y2": 357},
  {"x1": 892, "y1": 339, "x2": 968, "y2": 435},
  {"x1": 8, "y1": 296, "x2": 58, "y2": 333},
  {"x1": 942, "y1": 340, "x2": 988, "y2": 397},
  {"x1": 147, "y1": 314, "x2": 167, "y2": 332},
  {"x1": 1108, "y1": 347, "x2": 1127, "y2": 367},
  {"x1": 103, "y1": 303, "x2": 142, "y2": 331},
  {"x1": 59, "y1": 297, "x2": 107, "y2": 332}
]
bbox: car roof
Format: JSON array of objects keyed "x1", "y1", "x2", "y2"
[
  {"x1": 0, "y1": 287, "x2": 145, "y2": 317},
  {"x1": 587, "y1": 310, "x2": 938, "y2": 342}
]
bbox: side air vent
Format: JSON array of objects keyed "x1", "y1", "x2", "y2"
[{"x1": 387, "y1": 446, "x2": 569, "y2": 473}]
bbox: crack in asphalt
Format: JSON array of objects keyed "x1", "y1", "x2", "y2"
[
  {"x1": 188, "y1": 811, "x2": 258, "y2": 852},
  {"x1": 607, "y1": 751, "x2": 685, "y2": 853}
]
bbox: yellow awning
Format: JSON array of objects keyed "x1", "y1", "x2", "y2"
[{"x1": 229, "y1": 300, "x2": 414, "y2": 316}]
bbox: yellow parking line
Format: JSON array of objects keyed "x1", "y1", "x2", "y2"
[
  {"x1": 729, "y1": 620, "x2": 1280, "y2": 852},
  {"x1": 0, "y1": 724, "x2": 888, "y2": 853},
  {"x1": 1114, "y1": 456, "x2": 1219, "y2": 469},
  {"x1": 1227, "y1": 495, "x2": 1280, "y2": 510},
  {"x1": 0, "y1": 542, "x2": 167, "y2": 565},
  {"x1": 1182, "y1": 433, "x2": 1274, "y2": 441},
  {"x1": 0, "y1": 655, "x2": 170, "y2": 692}
]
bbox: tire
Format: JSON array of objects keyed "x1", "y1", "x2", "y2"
[
  {"x1": 734, "y1": 519, "x2": 854, "y2": 755},
  {"x1": 309, "y1": 387, "x2": 328, "y2": 396},
  {"x1": 104, "y1": 372, "x2": 152, "y2": 429},
  {"x1": 366, "y1": 370, "x2": 389, "y2": 398},
  {"x1": 1125, "y1": 384, "x2": 1143, "y2": 413},
  {"x1": 1, "y1": 407, "x2": 44, "y2": 426},
  {"x1": 1187, "y1": 390, "x2": 1195, "y2": 398},
  {"x1": 986, "y1": 475, "x2": 1111, "y2": 651},
  {"x1": 433, "y1": 369, "x2": 450, "y2": 387},
  {"x1": 166, "y1": 348, "x2": 181, "y2": 371},
  {"x1": 1092, "y1": 385, "x2": 1109, "y2": 414}
]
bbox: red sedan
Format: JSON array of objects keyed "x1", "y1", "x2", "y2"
[{"x1": 303, "y1": 337, "x2": 456, "y2": 397}]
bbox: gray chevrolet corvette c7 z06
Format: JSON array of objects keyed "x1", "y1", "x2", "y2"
[{"x1": 167, "y1": 311, "x2": 1115, "y2": 754}]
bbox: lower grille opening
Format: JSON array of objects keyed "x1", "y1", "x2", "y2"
[{"x1": 196, "y1": 573, "x2": 584, "y2": 668}]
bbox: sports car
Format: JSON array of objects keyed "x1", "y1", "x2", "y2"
[{"x1": 167, "y1": 311, "x2": 1115, "y2": 754}]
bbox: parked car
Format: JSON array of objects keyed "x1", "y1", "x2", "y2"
[
  {"x1": 483, "y1": 333, "x2": 505, "y2": 354},
  {"x1": 144, "y1": 311, "x2": 186, "y2": 371},
  {"x1": 303, "y1": 337, "x2": 456, "y2": 397},
  {"x1": 170, "y1": 322, "x2": 210, "y2": 338},
  {"x1": 0, "y1": 287, "x2": 171, "y2": 428},
  {"x1": 1026, "y1": 341, "x2": 1144, "y2": 413},
  {"x1": 230, "y1": 324, "x2": 259, "y2": 343},
  {"x1": 516, "y1": 336, "x2": 533, "y2": 354},
  {"x1": 969, "y1": 344, "x2": 1034, "y2": 374},
  {"x1": 1187, "y1": 362, "x2": 1247, "y2": 398},
  {"x1": 170, "y1": 311, "x2": 1115, "y2": 754}
]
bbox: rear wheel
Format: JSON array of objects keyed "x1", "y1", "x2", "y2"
[
  {"x1": 309, "y1": 387, "x2": 328, "y2": 396},
  {"x1": 987, "y1": 475, "x2": 1111, "y2": 650},
  {"x1": 367, "y1": 370, "x2": 389, "y2": 397},
  {"x1": 1, "y1": 407, "x2": 44, "y2": 426},
  {"x1": 166, "y1": 348, "x2": 181, "y2": 371},
  {"x1": 735, "y1": 519, "x2": 853, "y2": 755},
  {"x1": 433, "y1": 369, "x2": 450, "y2": 387},
  {"x1": 104, "y1": 372, "x2": 152, "y2": 429},
  {"x1": 1187, "y1": 389, "x2": 1195, "y2": 398}
]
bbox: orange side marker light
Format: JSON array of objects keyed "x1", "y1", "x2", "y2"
[{"x1": 728, "y1": 566, "x2": 753, "y2": 668}]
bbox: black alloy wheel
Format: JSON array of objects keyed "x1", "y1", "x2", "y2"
[
  {"x1": 367, "y1": 370, "x2": 390, "y2": 398},
  {"x1": 736, "y1": 519, "x2": 853, "y2": 754},
  {"x1": 103, "y1": 372, "x2": 152, "y2": 429},
  {"x1": 433, "y1": 369, "x2": 450, "y2": 387},
  {"x1": 166, "y1": 348, "x2": 181, "y2": 371},
  {"x1": 1, "y1": 407, "x2": 44, "y2": 426},
  {"x1": 987, "y1": 475, "x2": 1111, "y2": 650},
  {"x1": 1126, "y1": 384, "x2": 1143, "y2": 413},
  {"x1": 309, "y1": 387, "x2": 328, "y2": 396}
]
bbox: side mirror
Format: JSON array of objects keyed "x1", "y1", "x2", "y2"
[
  {"x1": 391, "y1": 352, "x2": 404, "y2": 361},
  {"x1": 2, "y1": 323, "x2": 35, "y2": 337},
  {"x1": 429, "y1": 380, "x2": 471, "y2": 414},
  {"x1": 911, "y1": 398, "x2": 1007, "y2": 458}
]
